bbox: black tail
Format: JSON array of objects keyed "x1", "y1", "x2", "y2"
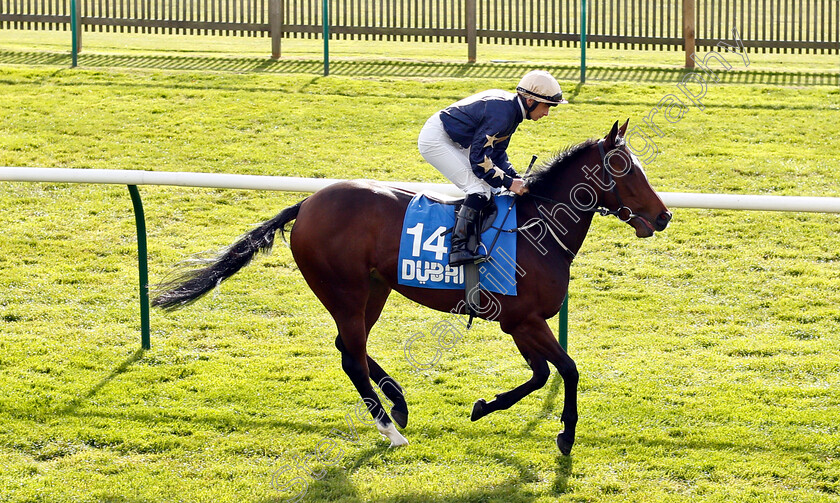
[{"x1": 151, "y1": 199, "x2": 305, "y2": 311}]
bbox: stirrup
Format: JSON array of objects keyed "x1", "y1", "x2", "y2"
[{"x1": 472, "y1": 243, "x2": 490, "y2": 263}]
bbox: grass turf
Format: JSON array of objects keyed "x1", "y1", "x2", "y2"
[{"x1": 0, "y1": 35, "x2": 839, "y2": 502}]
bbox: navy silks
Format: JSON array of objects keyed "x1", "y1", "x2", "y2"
[{"x1": 439, "y1": 90, "x2": 525, "y2": 190}]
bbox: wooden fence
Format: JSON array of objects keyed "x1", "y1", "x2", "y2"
[{"x1": 2, "y1": 0, "x2": 838, "y2": 60}]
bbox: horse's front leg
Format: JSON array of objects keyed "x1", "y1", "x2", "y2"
[
  {"x1": 472, "y1": 318, "x2": 579, "y2": 455},
  {"x1": 551, "y1": 349, "x2": 578, "y2": 456},
  {"x1": 470, "y1": 355, "x2": 550, "y2": 421}
]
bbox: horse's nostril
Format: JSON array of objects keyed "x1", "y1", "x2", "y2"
[{"x1": 656, "y1": 211, "x2": 672, "y2": 230}]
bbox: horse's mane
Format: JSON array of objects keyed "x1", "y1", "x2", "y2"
[{"x1": 525, "y1": 138, "x2": 598, "y2": 192}]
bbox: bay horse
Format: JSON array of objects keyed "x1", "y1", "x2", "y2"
[{"x1": 152, "y1": 119, "x2": 671, "y2": 455}]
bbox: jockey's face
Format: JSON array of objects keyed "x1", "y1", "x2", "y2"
[{"x1": 526, "y1": 100, "x2": 552, "y2": 121}]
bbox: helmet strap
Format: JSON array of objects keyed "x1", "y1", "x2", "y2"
[{"x1": 520, "y1": 94, "x2": 539, "y2": 120}]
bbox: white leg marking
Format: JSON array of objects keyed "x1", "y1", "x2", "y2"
[{"x1": 376, "y1": 420, "x2": 409, "y2": 447}]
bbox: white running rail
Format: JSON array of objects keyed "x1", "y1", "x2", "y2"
[{"x1": 4, "y1": 167, "x2": 840, "y2": 213}]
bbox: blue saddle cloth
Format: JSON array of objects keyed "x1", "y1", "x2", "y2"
[{"x1": 397, "y1": 193, "x2": 519, "y2": 296}]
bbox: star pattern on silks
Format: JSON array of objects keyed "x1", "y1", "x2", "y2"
[
  {"x1": 478, "y1": 156, "x2": 507, "y2": 182},
  {"x1": 478, "y1": 155, "x2": 496, "y2": 173},
  {"x1": 484, "y1": 133, "x2": 511, "y2": 148}
]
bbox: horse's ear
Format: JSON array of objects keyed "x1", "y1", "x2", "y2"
[
  {"x1": 606, "y1": 120, "x2": 620, "y2": 146},
  {"x1": 618, "y1": 118, "x2": 630, "y2": 138}
]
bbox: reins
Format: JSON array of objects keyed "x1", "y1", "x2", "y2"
[
  {"x1": 483, "y1": 138, "x2": 637, "y2": 261},
  {"x1": 483, "y1": 193, "x2": 578, "y2": 260}
]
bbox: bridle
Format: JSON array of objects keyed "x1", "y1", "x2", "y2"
[
  {"x1": 527, "y1": 138, "x2": 642, "y2": 221},
  {"x1": 517, "y1": 137, "x2": 645, "y2": 259},
  {"x1": 592, "y1": 138, "x2": 644, "y2": 223}
]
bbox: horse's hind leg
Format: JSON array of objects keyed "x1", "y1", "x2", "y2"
[
  {"x1": 332, "y1": 281, "x2": 408, "y2": 430},
  {"x1": 362, "y1": 275, "x2": 409, "y2": 428},
  {"x1": 295, "y1": 259, "x2": 407, "y2": 445},
  {"x1": 333, "y1": 316, "x2": 408, "y2": 447},
  {"x1": 367, "y1": 357, "x2": 408, "y2": 428},
  {"x1": 291, "y1": 194, "x2": 406, "y2": 446},
  {"x1": 321, "y1": 276, "x2": 407, "y2": 446}
]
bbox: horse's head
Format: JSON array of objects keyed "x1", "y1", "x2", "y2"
[
  {"x1": 525, "y1": 120, "x2": 671, "y2": 242},
  {"x1": 589, "y1": 119, "x2": 671, "y2": 237}
]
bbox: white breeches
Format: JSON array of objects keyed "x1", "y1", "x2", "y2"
[{"x1": 417, "y1": 113, "x2": 493, "y2": 199}]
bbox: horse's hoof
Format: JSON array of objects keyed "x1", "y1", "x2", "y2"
[
  {"x1": 556, "y1": 431, "x2": 574, "y2": 456},
  {"x1": 388, "y1": 435, "x2": 409, "y2": 448},
  {"x1": 377, "y1": 421, "x2": 409, "y2": 448},
  {"x1": 391, "y1": 408, "x2": 408, "y2": 429},
  {"x1": 470, "y1": 399, "x2": 486, "y2": 421}
]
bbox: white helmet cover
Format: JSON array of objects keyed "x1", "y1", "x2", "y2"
[{"x1": 516, "y1": 70, "x2": 567, "y2": 105}]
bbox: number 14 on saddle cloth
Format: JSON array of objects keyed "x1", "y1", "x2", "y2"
[{"x1": 397, "y1": 193, "x2": 519, "y2": 296}]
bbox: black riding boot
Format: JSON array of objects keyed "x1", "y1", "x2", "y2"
[{"x1": 449, "y1": 204, "x2": 485, "y2": 267}]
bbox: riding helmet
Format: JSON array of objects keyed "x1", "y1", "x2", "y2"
[{"x1": 516, "y1": 70, "x2": 567, "y2": 105}]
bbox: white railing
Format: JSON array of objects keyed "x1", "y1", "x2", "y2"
[
  {"x1": 4, "y1": 167, "x2": 840, "y2": 350},
  {"x1": 0, "y1": 167, "x2": 462, "y2": 197},
  {"x1": 5, "y1": 167, "x2": 840, "y2": 213}
]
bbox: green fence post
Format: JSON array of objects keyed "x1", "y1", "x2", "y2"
[
  {"x1": 127, "y1": 185, "x2": 151, "y2": 350},
  {"x1": 322, "y1": 0, "x2": 329, "y2": 76},
  {"x1": 580, "y1": 0, "x2": 586, "y2": 83},
  {"x1": 70, "y1": 0, "x2": 78, "y2": 67},
  {"x1": 558, "y1": 294, "x2": 568, "y2": 351}
]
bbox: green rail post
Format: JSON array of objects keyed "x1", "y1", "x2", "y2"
[
  {"x1": 127, "y1": 185, "x2": 151, "y2": 350},
  {"x1": 70, "y1": 0, "x2": 78, "y2": 67},
  {"x1": 558, "y1": 294, "x2": 568, "y2": 351},
  {"x1": 322, "y1": 0, "x2": 329, "y2": 76},
  {"x1": 580, "y1": 0, "x2": 586, "y2": 83}
]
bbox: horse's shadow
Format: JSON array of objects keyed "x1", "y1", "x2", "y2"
[
  {"x1": 260, "y1": 445, "x2": 574, "y2": 503},
  {"x1": 42, "y1": 342, "x2": 572, "y2": 501}
]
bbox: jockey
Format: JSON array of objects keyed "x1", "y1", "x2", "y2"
[{"x1": 418, "y1": 70, "x2": 567, "y2": 267}]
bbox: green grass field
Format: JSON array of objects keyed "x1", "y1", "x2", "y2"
[{"x1": 0, "y1": 32, "x2": 839, "y2": 502}]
